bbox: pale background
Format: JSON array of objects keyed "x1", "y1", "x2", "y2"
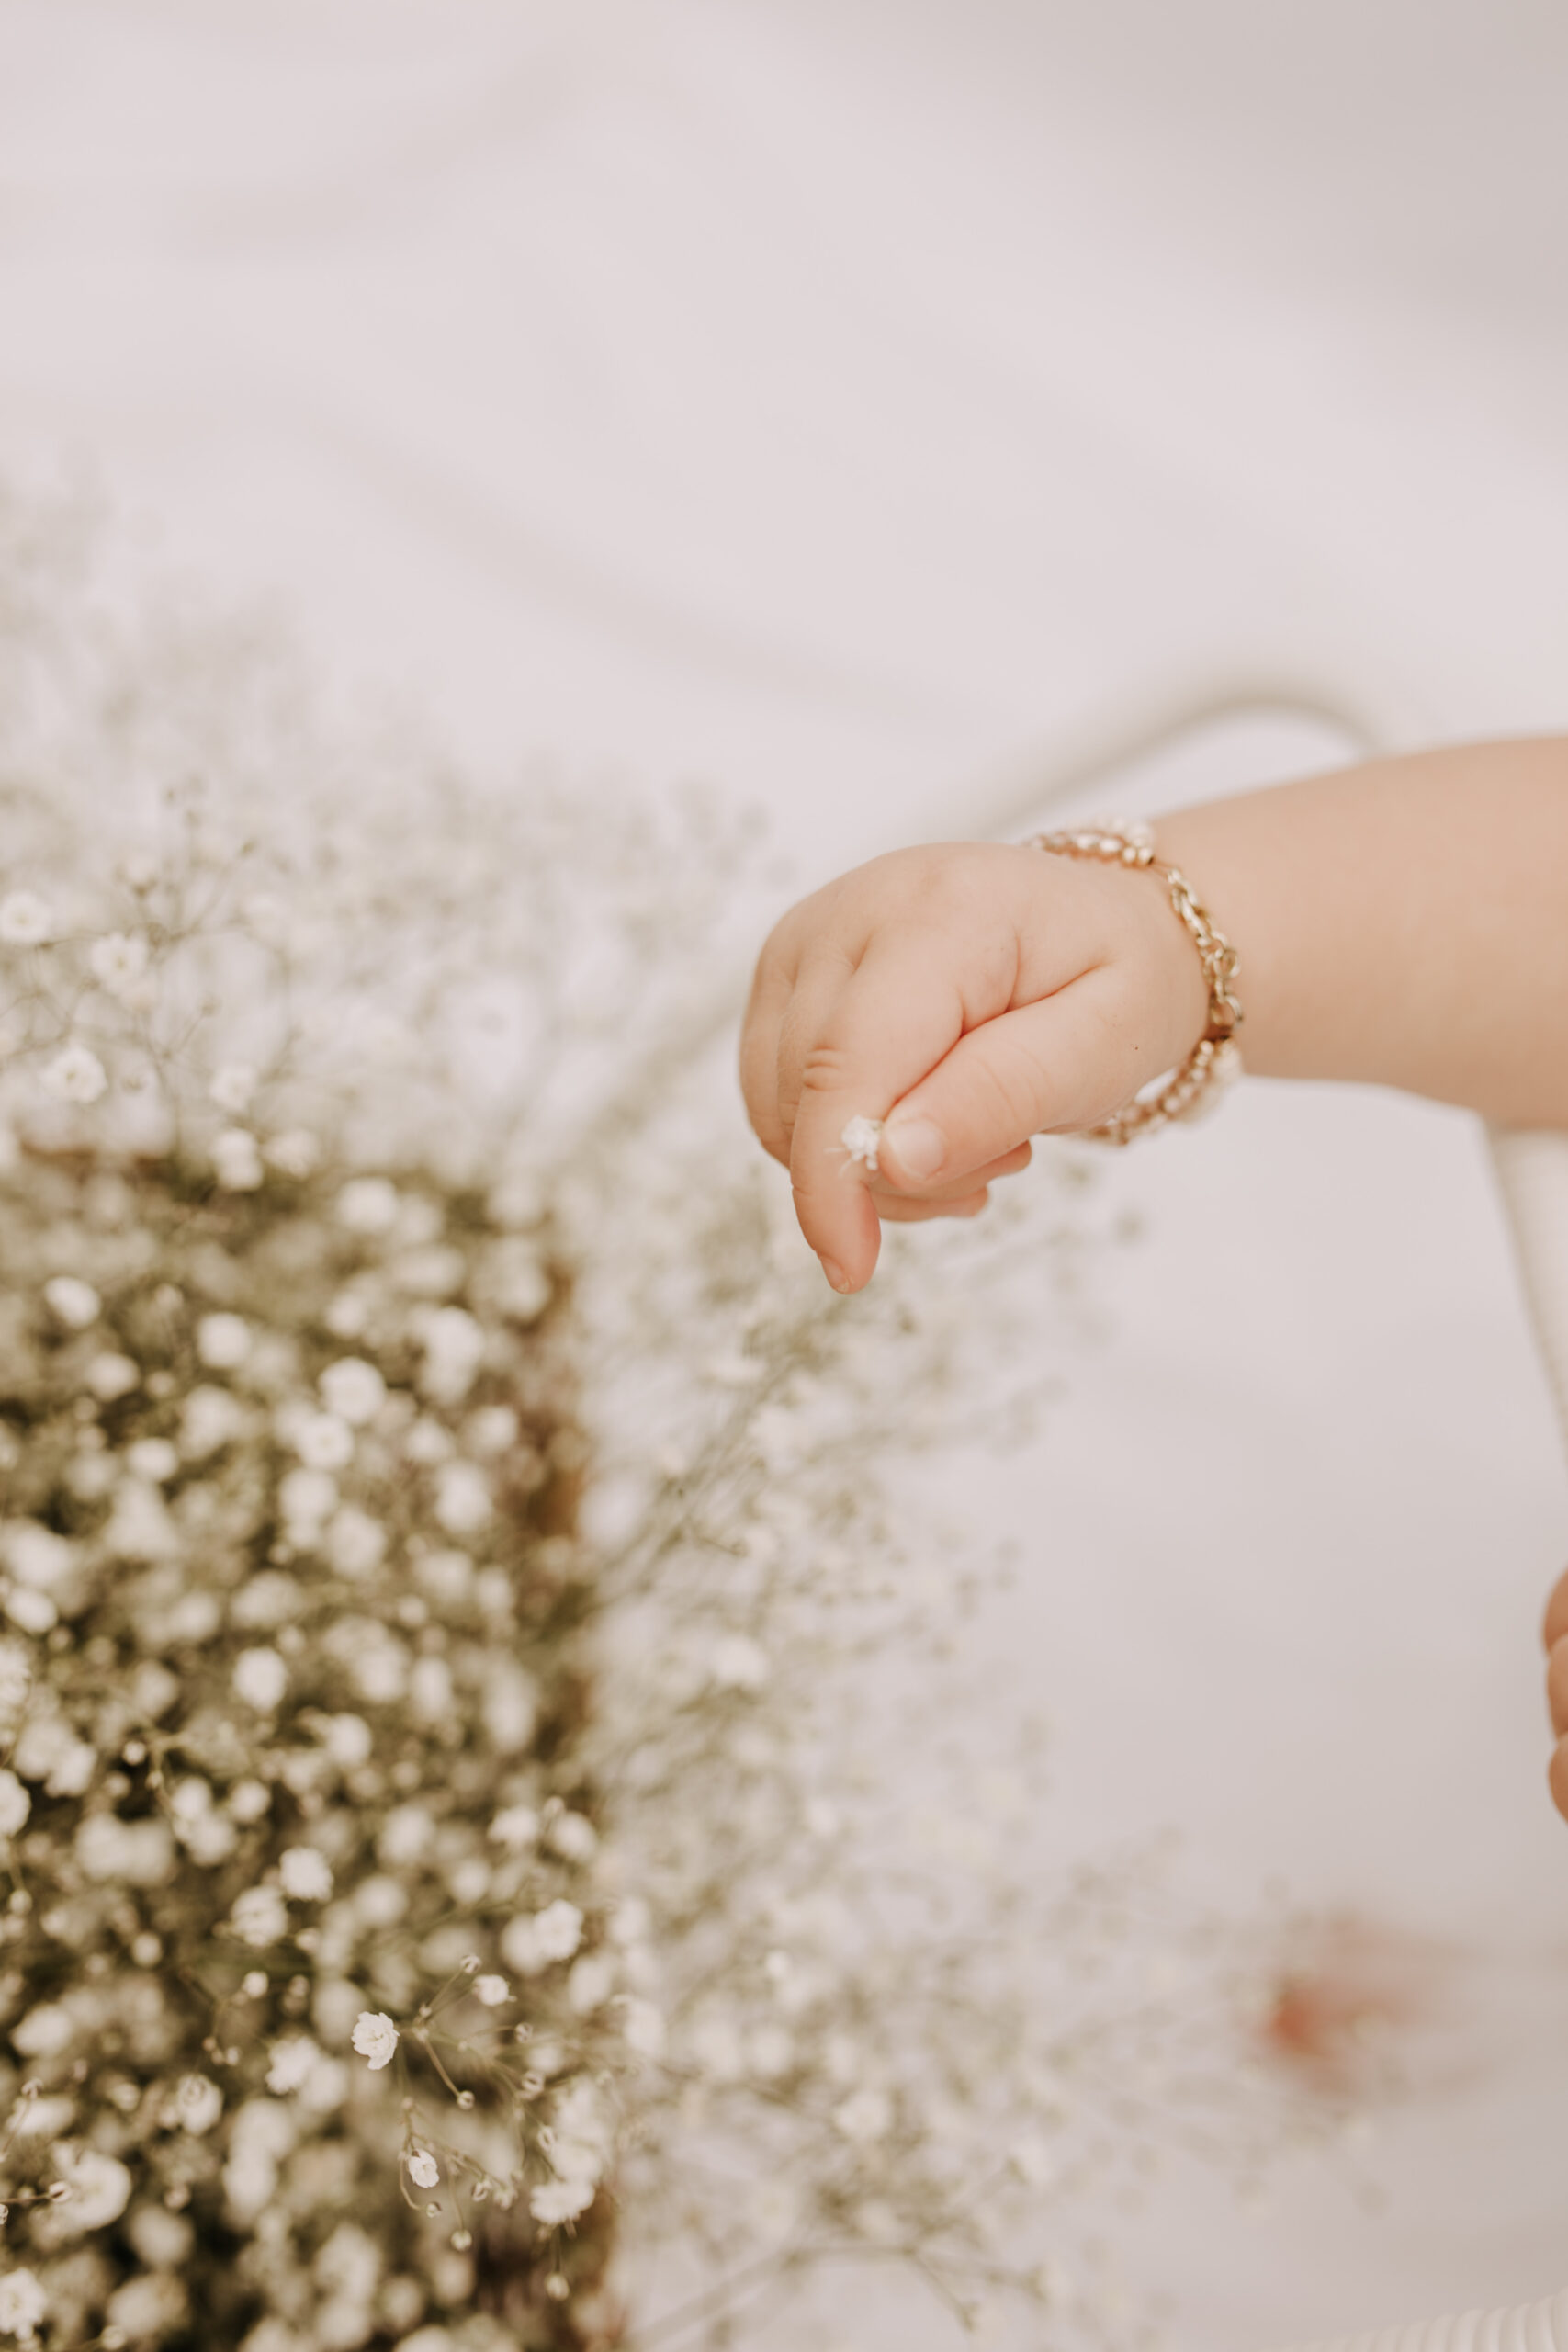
[{"x1": 3, "y1": 4, "x2": 1568, "y2": 2343}]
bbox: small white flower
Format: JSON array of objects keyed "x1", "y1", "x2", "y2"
[
  {"x1": 481, "y1": 1658, "x2": 537, "y2": 1753},
  {"x1": 127, "y1": 2207, "x2": 193, "y2": 2268},
  {"x1": 832, "y1": 2086, "x2": 894, "y2": 2143},
  {"x1": 448, "y1": 1855, "x2": 491, "y2": 1905},
  {"x1": 232, "y1": 1646, "x2": 288, "y2": 1713},
  {"x1": 43, "y1": 1273, "x2": 101, "y2": 1329},
  {"x1": 181, "y1": 1384, "x2": 246, "y2": 1458},
  {"x1": 174, "y1": 2074, "x2": 224, "y2": 2135},
  {"x1": 0, "y1": 891, "x2": 53, "y2": 945},
  {"x1": 12, "y1": 2000, "x2": 73, "y2": 2056},
  {"x1": 488, "y1": 1804, "x2": 540, "y2": 1852},
  {"x1": 324, "y1": 1288, "x2": 369, "y2": 1339},
  {"x1": 88, "y1": 932, "x2": 150, "y2": 1001},
  {"x1": 209, "y1": 1062, "x2": 258, "y2": 1114},
  {"x1": 472, "y1": 1973, "x2": 511, "y2": 2007},
  {"x1": 838, "y1": 1113, "x2": 884, "y2": 1173},
  {"x1": 402, "y1": 1415, "x2": 454, "y2": 1464},
  {"x1": 289, "y1": 1410, "x2": 355, "y2": 1472},
  {"x1": 529, "y1": 2179, "x2": 595, "y2": 2226},
  {"x1": 547, "y1": 1809, "x2": 598, "y2": 1864},
  {"x1": 619, "y1": 1998, "x2": 667, "y2": 2060},
  {"x1": 278, "y1": 1846, "x2": 333, "y2": 1903},
  {"x1": 107, "y1": 2276, "x2": 187, "y2": 2340},
  {"x1": 491, "y1": 1240, "x2": 551, "y2": 1322},
  {"x1": 2, "y1": 1587, "x2": 56, "y2": 1636},
  {"x1": 103, "y1": 1478, "x2": 176, "y2": 1562},
  {"x1": 322, "y1": 1713, "x2": 372, "y2": 1768},
  {"x1": 610, "y1": 1895, "x2": 651, "y2": 1947},
  {"x1": 408, "y1": 1654, "x2": 454, "y2": 1720},
  {"x1": 14, "y1": 1715, "x2": 93, "y2": 1798},
  {"x1": 85, "y1": 1351, "x2": 139, "y2": 1402},
  {"x1": 74, "y1": 1813, "x2": 175, "y2": 1885},
  {"x1": 336, "y1": 1177, "x2": 400, "y2": 1235},
  {"x1": 212, "y1": 1127, "x2": 264, "y2": 1191},
  {"x1": 49, "y1": 2142, "x2": 132, "y2": 2231},
  {"x1": 567, "y1": 1953, "x2": 614, "y2": 2014},
  {"x1": 265, "y1": 2034, "x2": 321, "y2": 2096},
  {"x1": 434, "y1": 1460, "x2": 491, "y2": 1535},
  {"x1": 278, "y1": 1466, "x2": 337, "y2": 1533},
  {"x1": 378, "y1": 1803, "x2": 434, "y2": 1868},
  {"x1": 121, "y1": 848, "x2": 159, "y2": 891},
  {"x1": 299, "y1": 2055, "x2": 348, "y2": 2116},
  {"x1": 355, "y1": 1876, "x2": 409, "y2": 1928},
  {"x1": 265, "y1": 1126, "x2": 320, "y2": 1179},
  {"x1": 0, "y1": 2266, "x2": 48, "y2": 2341},
  {"x1": 467, "y1": 1403, "x2": 519, "y2": 1455},
  {"x1": 319, "y1": 1357, "x2": 386, "y2": 1427},
  {"x1": 350, "y1": 1630, "x2": 409, "y2": 1704},
  {"x1": 351, "y1": 2010, "x2": 399, "y2": 2071},
  {"x1": 127, "y1": 1436, "x2": 178, "y2": 1484},
  {"x1": 407, "y1": 2150, "x2": 440, "y2": 2189},
  {"x1": 1, "y1": 1521, "x2": 74, "y2": 1591},
  {"x1": 0, "y1": 1770, "x2": 31, "y2": 1838},
  {"x1": 326, "y1": 1505, "x2": 386, "y2": 1580},
  {"x1": 0, "y1": 1645, "x2": 30, "y2": 1723},
  {"x1": 230, "y1": 1571, "x2": 301, "y2": 1630},
  {"x1": 230, "y1": 1886, "x2": 289, "y2": 1948},
  {"x1": 40, "y1": 1044, "x2": 107, "y2": 1104},
  {"x1": 420, "y1": 1305, "x2": 486, "y2": 1404},
  {"x1": 197, "y1": 1312, "x2": 252, "y2": 1369},
  {"x1": 501, "y1": 1899, "x2": 583, "y2": 1977},
  {"x1": 711, "y1": 1634, "x2": 770, "y2": 1692}
]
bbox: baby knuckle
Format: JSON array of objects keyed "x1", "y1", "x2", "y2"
[
  {"x1": 967, "y1": 1036, "x2": 1048, "y2": 1135},
  {"x1": 798, "y1": 1044, "x2": 858, "y2": 1099}
]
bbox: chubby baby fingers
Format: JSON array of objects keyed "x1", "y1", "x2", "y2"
[
  {"x1": 872, "y1": 1141, "x2": 1032, "y2": 1203},
  {"x1": 874, "y1": 1189, "x2": 989, "y2": 1223}
]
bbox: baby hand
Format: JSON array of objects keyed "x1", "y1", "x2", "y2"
[{"x1": 739, "y1": 840, "x2": 1208, "y2": 1291}]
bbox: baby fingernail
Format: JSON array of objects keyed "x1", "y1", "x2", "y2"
[
  {"x1": 884, "y1": 1117, "x2": 945, "y2": 1180},
  {"x1": 819, "y1": 1258, "x2": 850, "y2": 1293}
]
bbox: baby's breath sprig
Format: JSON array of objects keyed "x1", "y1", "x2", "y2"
[{"x1": 0, "y1": 483, "x2": 1359, "y2": 2352}]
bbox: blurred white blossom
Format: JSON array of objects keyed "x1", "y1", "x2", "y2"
[
  {"x1": 42, "y1": 1273, "x2": 100, "y2": 1329},
  {"x1": 0, "y1": 890, "x2": 53, "y2": 944},
  {"x1": 39, "y1": 1043, "x2": 107, "y2": 1102},
  {"x1": 88, "y1": 931, "x2": 150, "y2": 1001}
]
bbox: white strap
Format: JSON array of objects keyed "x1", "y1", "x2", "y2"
[
  {"x1": 1270, "y1": 2288, "x2": 1568, "y2": 2352},
  {"x1": 1488, "y1": 1126, "x2": 1568, "y2": 1456},
  {"x1": 1269, "y1": 1140, "x2": 1568, "y2": 2348}
]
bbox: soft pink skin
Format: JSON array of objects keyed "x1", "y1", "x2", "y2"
[
  {"x1": 740, "y1": 839, "x2": 1206, "y2": 1292},
  {"x1": 1544, "y1": 1570, "x2": 1568, "y2": 1826},
  {"x1": 744, "y1": 740, "x2": 1568, "y2": 1813},
  {"x1": 740, "y1": 738, "x2": 1568, "y2": 1292}
]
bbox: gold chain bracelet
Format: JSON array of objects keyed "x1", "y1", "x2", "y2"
[{"x1": 1022, "y1": 819, "x2": 1244, "y2": 1146}]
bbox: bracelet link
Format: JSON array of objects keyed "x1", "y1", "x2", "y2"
[{"x1": 1022, "y1": 819, "x2": 1244, "y2": 1146}]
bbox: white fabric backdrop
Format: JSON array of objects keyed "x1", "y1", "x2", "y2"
[{"x1": 3, "y1": 5, "x2": 1567, "y2": 2341}]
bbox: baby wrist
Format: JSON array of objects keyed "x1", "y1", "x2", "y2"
[{"x1": 1022, "y1": 819, "x2": 1244, "y2": 1144}]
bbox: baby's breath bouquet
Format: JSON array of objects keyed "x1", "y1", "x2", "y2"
[
  {"x1": 0, "y1": 490, "x2": 1351, "y2": 2352},
  {"x1": 0, "y1": 1149, "x2": 620, "y2": 2352}
]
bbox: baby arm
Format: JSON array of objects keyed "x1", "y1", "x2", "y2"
[{"x1": 739, "y1": 736, "x2": 1568, "y2": 1294}]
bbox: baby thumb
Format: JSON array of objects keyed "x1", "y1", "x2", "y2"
[{"x1": 877, "y1": 982, "x2": 1113, "y2": 1186}]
